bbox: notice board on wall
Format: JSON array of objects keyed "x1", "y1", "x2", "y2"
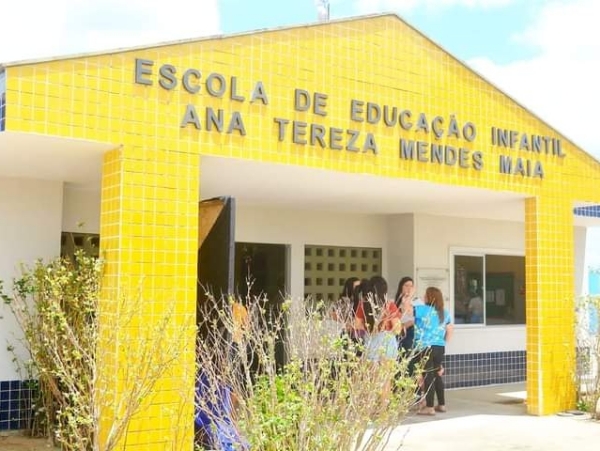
[
  {"x1": 486, "y1": 272, "x2": 514, "y2": 317},
  {"x1": 416, "y1": 267, "x2": 450, "y2": 306}
]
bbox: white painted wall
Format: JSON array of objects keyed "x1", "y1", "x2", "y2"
[
  {"x1": 0, "y1": 177, "x2": 63, "y2": 381},
  {"x1": 586, "y1": 227, "x2": 600, "y2": 271},
  {"x1": 386, "y1": 214, "x2": 415, "y2": 297},
  {"x1": 62, "y1": 185, "x2": 101, "y2": 234},
  {"x1": 574, "y1": 226, "x2": 587, "y2": 296},
  {"x1": 414, "y1": 213, "x2": 526, "y2": 268}
]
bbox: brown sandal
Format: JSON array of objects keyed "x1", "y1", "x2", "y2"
[
  {"x1": 434, "y1": 405, "x2": 446, "y2": 412},
  {"x1": 417, "y1": 407, "x2": 436, "y2": 416}
]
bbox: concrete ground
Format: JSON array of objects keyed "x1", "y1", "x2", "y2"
[
  {"x1": 2, "y1": 383, "x2": 599, "y2": 450},
  {"x1": 384, "y1": 383, "x2": 600, "y2": 451},
  {"x1": 0, "y1": 435, "x2": 53, "y2": 451}
]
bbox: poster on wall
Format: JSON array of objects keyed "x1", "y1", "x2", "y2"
[
  {"x1": 416, "y1": 267, "x2": 450, "y2": 305},
  {"x1": 495, "y1": 289, "x2": 506, "y2": 306}
]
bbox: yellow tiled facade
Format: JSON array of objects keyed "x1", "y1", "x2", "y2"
[{"x1": 3, "y1": 14, "x2": 600, "y2": 449}]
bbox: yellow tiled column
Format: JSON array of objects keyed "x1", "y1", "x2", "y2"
[
  {"x1": 525, "y1": 196, "x2": 575, "y2": 415},
  {"x1": 98, "y1": 145, "x2": 199, "y2": 450}
]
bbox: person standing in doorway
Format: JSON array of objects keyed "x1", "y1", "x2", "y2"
[{"x1": 468, "y1": 288, "x2": 484, "y2": 324}]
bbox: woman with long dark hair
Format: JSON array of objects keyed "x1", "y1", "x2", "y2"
[
  {"x1": 414, "y1": 287, "x2": 453, "y2": 415},
  {"x1": 394, "y1": 276, "x2": 418, "y2": 354},
  {"x1": 365, "y1": 276, "x2": 403, "y2": 362},
  {"x1": 341, "y1": 276, "x2": 360, "y2": 300},
  {"x1": 352, "y1": 278, "x2": 375, "y2": 336},
  {"x1": 335, "y1": 277, "x2": 359, "y2": 335},
  {"x1": 369, "y1": 275, "x2": 403, "y2": 333}
]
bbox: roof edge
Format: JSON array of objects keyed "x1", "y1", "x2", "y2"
[
  {"x1": 0, "y1": 13, "x2": 397, "y2": 69},
  {"x1": 1, "y1": 12, "x2": 598, "y2": 167},
  {"x1": 395, "y1": 16, "x2": 600, "y2": 167}
]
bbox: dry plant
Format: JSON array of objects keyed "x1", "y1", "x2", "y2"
[
  {"x1": 1, "y1": 251, "x2": 101, "y2": 448},
  {"x1": 96, "y1": 292, "x2": 192, "y2": 451},
  {"x1": 195, "y1": 289, "x2": 420, "y2": 451},
  {"x1": 1, "y1": 250, "x2": 191, "y2": 451},
  {"x1": 575, "y1": 295, "x2": 600, "y2": 418}
]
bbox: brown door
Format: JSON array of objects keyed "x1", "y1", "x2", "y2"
[{"x1": 197, "y1": 196, "x2": 235, "y2": 328}]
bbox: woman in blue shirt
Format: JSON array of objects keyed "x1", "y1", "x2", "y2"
[{"x1": 414, "y1": 287, "x2": 453, "y2": 415}]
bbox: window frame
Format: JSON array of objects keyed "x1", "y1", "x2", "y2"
[{"x1": 449, "y1": 247, "x2": 525, "y2": 328}]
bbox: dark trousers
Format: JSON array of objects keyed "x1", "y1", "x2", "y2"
[{"x1": 423, "y1": 345, "x2": 445, "y2": 408}]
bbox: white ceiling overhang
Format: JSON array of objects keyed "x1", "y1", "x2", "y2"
[
  {"x1": 2, "y1": 133, "x2": 598, "y2": 228},
  {"x1": 0, "y1": 131, "x2": 114, "y2": 183}
]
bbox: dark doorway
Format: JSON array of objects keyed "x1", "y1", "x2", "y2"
[
  {"x1": 235, "y1": 242, "x2": 287, "y2": 302},
  {"x1": 197, "y1": 197, "x2": 235, "y2": 331},
  {"x1": 235, "y1": 242, "x2": 288, "y2": 366}
]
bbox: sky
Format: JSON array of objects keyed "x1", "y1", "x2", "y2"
[{"x1": 1, "y1": 0, "x2": 599, "y2": 269}]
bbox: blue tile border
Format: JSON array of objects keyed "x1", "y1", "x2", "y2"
[
  {"x1": 444, "y1": 350, "x2": 526, "y2": 389},
  {"x1": 0, "y1": 379, "x2": 37, "y2": 431},
  {"x1": 574, "y1": 205, "x2": 600, "y2": 218},
  {"x1": 2, "y1": 352, "x2": 526, "y2": 430}
]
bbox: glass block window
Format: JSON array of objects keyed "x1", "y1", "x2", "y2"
[
  {"x1": 304, "y1": 244, "x2": 382, "y2": 304},
  {"x1": 60, "y1": 232, "x2": 100, "y2": 259}
]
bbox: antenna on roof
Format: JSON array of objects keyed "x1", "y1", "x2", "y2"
[{"x1": 316, "y1": 0, "x2": 330, "y2": 22}]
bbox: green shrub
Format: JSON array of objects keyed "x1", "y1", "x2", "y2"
[
  {"x1": 2, "y1": 251, "x2": 189, "y2": 450},
  {"x1": 575, "y1": 295, "x2": 600, "y2": 419},
  {"x1": 2, "y1": 251, "x2": 100, "y2": 450},
  {"x1": 195, "y1": 294, "x2": 420, "y2": 451}
]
